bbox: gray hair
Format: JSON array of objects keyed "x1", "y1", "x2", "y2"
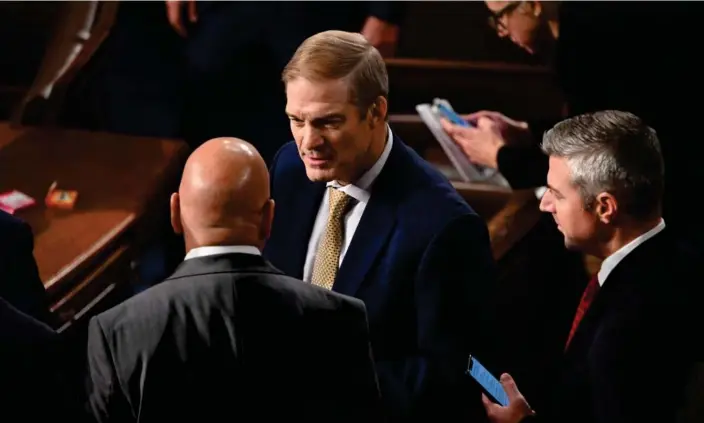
[{"x1": 541, "y1": 110, "x2": 664, "y2": 218}]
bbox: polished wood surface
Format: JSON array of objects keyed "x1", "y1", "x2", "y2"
[
  {"x1": 386, "y1": 58, "x2": 564, "y2": 121},
  {"x1": 0, "y1": 122, "x2": 189, "y2": 329}
]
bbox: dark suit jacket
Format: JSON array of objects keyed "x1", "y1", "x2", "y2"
[
  {"x1": 0, "y1": 210, "x2": 51, "y2": 323},
  {"x1": 0, "y1": 296, "x2": 69, "y2": 419},
  {"x1": 533, "y1": 229, "x2": 702, "y2": 423},
  {"x1": 86, "y1": 252, "x2": 381, "y2": 423},
  {"x1": 263, "y1": 136, "x2": 498, "y2": 420}
]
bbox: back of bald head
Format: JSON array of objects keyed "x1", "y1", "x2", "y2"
[{"x1": 173, "y1": 137, "x2": 272, "y2": 246}]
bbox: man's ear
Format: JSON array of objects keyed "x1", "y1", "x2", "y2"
[
  {"x1": 170, "y1": 192, "x2": 183, "y2": 235},
  {"x1": 368, "y1": 96, "x2": 388, "y2": 127},
  {"x1": 595, "y1": 192, "x2": 618, "y2": 224},
  {"x1": 260, "y1": 199, "x2": 275, "y2": 241}
]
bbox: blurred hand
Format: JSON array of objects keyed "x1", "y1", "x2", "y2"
[
  {"x1": 440, "y1": 110, "x2": 530, "y2": 169},
  {"x1": 166, "y1": 0, "x2": 198, "y2": 38},
  {"x1": 361, "y1": 16, "x2": 399, "y2": 57},
  {"x1": 482, "y1": 373, "x2": 535, "y2": 423}
]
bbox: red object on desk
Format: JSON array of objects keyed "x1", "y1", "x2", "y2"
[{"x1": 0, "y1": 190, "x2": 36, "y2": 214}]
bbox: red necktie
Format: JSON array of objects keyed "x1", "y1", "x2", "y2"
[{"x1": 565, "y1": 275, "x2": 600, "y2": 351}]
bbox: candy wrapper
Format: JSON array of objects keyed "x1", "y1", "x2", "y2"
[
  {"x1": 45, "y1": 181, "x2": 78, "y2": 210},
  {"x1": 0, "y1": 190, "x2": 36, "y2": 214}
]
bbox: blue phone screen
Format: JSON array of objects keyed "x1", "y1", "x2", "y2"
[
  {"x1": 436, "y1": 103, "x2": 472, "y2": 128},
  {"x1": 467, "y1": 356, "x2": 509, "y2": 406}
]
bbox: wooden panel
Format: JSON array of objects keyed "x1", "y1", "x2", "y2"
[
  {"x1": 386, "y1": 58, "x2": 564, "y2": 120},
  {"x1": 0, "y1": 122, "x2": 189, "y2": 328},
  {"x1": 396, "y1": 1, "x2": 539, "y2": 63}
]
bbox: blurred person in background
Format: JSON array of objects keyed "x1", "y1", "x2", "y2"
[{"x1": 442, "y1": 1, "x2": 704, "y2": 251}]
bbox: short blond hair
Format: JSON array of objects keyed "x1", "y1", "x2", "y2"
[{"x1": 282, "y1": 30, "x2": 389, "y2": 117}]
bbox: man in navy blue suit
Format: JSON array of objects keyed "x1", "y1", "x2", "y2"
[
  {"x1": 0, "y1": 210, "x2": 51, "y2": 324},
  {"x1": 263, "y1": 30, "x2": 498, "y2": 421}
]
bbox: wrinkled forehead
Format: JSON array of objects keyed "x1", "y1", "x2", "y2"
[{"x1": 285, "y1": 77, "x2": 354, "y2": 119}]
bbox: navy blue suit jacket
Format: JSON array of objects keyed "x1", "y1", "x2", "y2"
[
  {"x1": 0, "y1": 211, "x2": 50, "y2": 323},
  {"x1": 263, "y1": 136, "x2": 497, "y2": 420}
]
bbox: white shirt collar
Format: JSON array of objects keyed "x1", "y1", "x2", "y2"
[
  {"x1": 327, "y1": 125, "x2": 393, "y2": 204},
  {"x1": 184, "y1": 245, "x2": 261, "y2": 261},
  {"x1": 597, "y1": 219, "x2": 666, "y2": 285}
]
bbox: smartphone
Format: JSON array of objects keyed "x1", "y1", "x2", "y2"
[
  {"x1": 434, "y1": 102, "x2": 473, "y2": 128},
  {"x1": 466, "y1": 355, "x2": 509, "y2": 406}
]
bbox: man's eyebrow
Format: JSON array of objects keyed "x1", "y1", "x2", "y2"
[
  {"x1": 285, "y1": 112, "x2": 345, "y2": 121},
  {"x1": 546, "y1": 183, "x2": 562, "y2": 195}
]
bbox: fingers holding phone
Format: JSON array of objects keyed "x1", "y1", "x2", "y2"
[{"x1": 481, "y1": 373, "x2": 535, "y2": 423}]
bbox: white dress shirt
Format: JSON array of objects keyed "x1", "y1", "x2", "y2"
[
  {"x1": 184, "y1": 245, "x2": 261, "y2": 260},
  {"x1": 302, "y1": 126, "x2": 394, "y2": 282},
  {"x1": 597, "y1": 219, "x2": 666, "y2": 286}
]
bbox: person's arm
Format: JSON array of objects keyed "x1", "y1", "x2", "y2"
[
  {"x1": 375, "y1": 213, "x2": 498, "y2": 419},
  {"x1": 361, "y1": 2, "x2": 408, "y2": 57},
  {"x1": 337, "y1": 298, "x2": 384, "y2": 421},
  {"x1": 0, "y1": 213, "x2": 51, "y2": 324},
  {"x1": 495, "y1": 145, "x2": 549, "y2": 190},
  {"x1": 86, "y1": 317, "x2": 134, "y2": 423},
  {"x1": 495, "y1": 117, "x2": 559, "y2": 190},
  {"x1": 366, "y1": 2, "x2": 408, "y2": 26}
]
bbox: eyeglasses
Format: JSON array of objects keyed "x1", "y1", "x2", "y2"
[{"x1": 487, "y1": 1, "x2": 523, "y2": 31}]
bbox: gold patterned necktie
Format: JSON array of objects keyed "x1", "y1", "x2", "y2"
[{"x1": 311, "y1": 187, "x2": 353, "y2": 290}]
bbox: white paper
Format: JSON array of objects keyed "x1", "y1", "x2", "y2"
[{"x1": 416, "y1": 99, "x2": 510, "y2": 188}]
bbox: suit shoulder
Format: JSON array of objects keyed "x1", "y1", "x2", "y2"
[
  {"x1": 0, "y1": 296, "x2": 55, "y2": 344},
  {"x1": 0, "y1": 211, "x2": 32, "y2": 242},
  {"x1": 270, "y1": 141, "x2": 300, "y2": 174},
  {"x1": 390, "y1": 142, "x2": 476, "y2": 227},
  {"x1": 260, "y1": 273, "x2": 366, "y2": 315}
]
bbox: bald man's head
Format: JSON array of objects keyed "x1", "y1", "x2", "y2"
[{"x1": 170, "y1": 137, "x2": 275, "y2": 252}]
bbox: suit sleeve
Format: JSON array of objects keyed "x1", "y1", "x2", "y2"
[
  {"x1": 366, "y1": 1, "x2": 409, "y2": 26},
  {"x1": 495, "y1": 117, "x2": 558, "y2": 190},
  {"x1": 0, "y1": 218, "x2": 51, "y2": 324},
  {"x1": 86, "y1": 316, "x2": 134, "y2": 423},
  {"x1": 374, "y1": 213, "x2": 499, "y2": 420},
  {"x1": 338, "y1": 299, "x2": 384, "y2": 421}
]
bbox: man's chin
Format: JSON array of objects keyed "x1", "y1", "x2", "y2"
[{"x1": 305, "y1": 167, "x2": 337, "y2": 183}]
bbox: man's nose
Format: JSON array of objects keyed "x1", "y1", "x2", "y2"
[
  {"x1": 301, "y1": 124, "x2": 324, "y2": 150},
  {"x1": 539, "y1": 193, "x2": 552, "y2": 212}
]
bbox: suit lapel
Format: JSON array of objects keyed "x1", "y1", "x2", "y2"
[
  {"x1": 564, "y1": 231, "x2": 667, "y2": 358},
  {"x1": 333, "y1": 191, "x2": 397, "y2": 296},
  {"x1": 332, "y1": 139, "x2": 403, "y2": 297}
]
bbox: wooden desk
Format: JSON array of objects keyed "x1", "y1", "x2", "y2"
[
  {"x1": 0, "y1": 123, "x2": 189, "y2": 331},
  {"x1": 385, "y1": 58, "x2": 564, "y2": 121}
]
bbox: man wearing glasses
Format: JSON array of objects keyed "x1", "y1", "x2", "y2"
[
  {"x1": 441, "y1": 2, "x2": 704, "y2": 252},
  {"x1": 485, "y1": 1, "x2": 558, "y2": 58}
]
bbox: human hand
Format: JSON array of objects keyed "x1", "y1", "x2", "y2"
[
  {"x1": 361, "y1": 16, "x2": 399, "y2": 57},
  {"x1": 440, "y1": 110, "x2": 530, "y2": 169},
  {"x1": 482, "y1": 373, "x2": 535, "y2": 423},
  {"x1": 166, "y1": 0, "x2": 198, "y2": 38}
]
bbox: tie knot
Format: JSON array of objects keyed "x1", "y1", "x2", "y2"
[{"x1": 328, "y1": 187, "x2": 352, "y2": 218}]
